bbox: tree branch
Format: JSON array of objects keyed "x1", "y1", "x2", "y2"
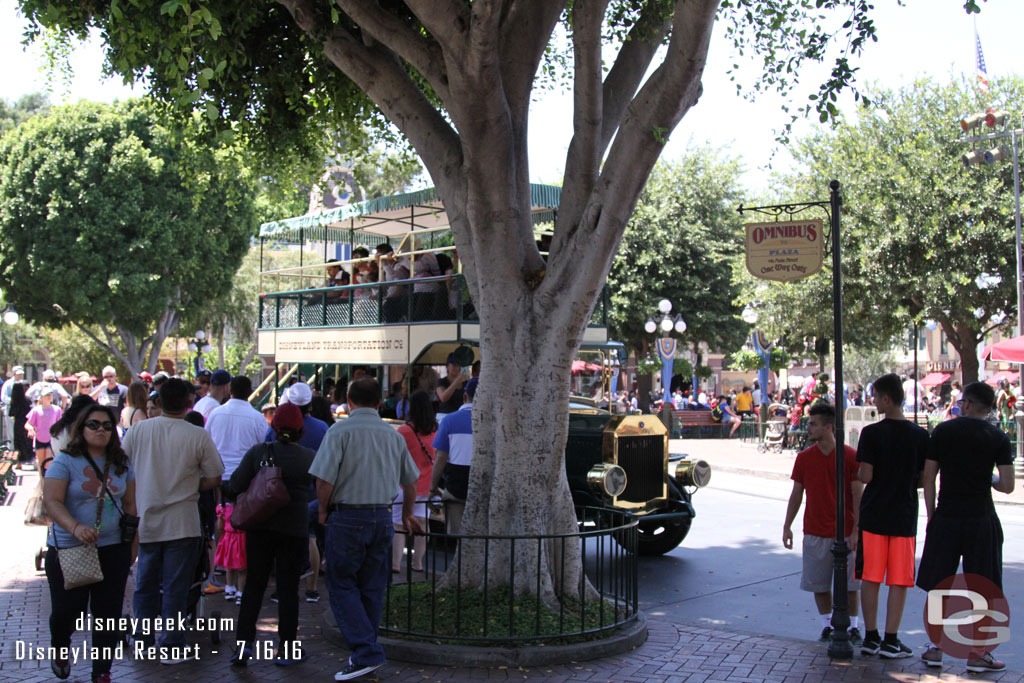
[
  {"x1": 75, "y1": 321, "x2": 134, "y2": 372},
  {"x1": 277, "y1": 0, "x2": 464, "y2": 193},
  {"x1": 333, "y1": 0, "x2": 451, "y2": 103},
  {"x1": 597, "y1": 0, "x2": 673, "y2": 152},
  {"x1": 553, "y1": 0, "x2": 672, "y2": 258},
  {"x1": 547, "y1": 0, "x2": 721, "y2": 302},
  {"x1": 553, "y1": 0, "x2": 609, "y2": 249},
  {"x1": 405, "y1": 0, "x2": 471, "y2": 61},
  {"x1": 498, "y1": 0, "x2": 566, "y2": 120}
]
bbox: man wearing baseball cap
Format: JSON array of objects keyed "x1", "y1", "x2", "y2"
[
  {"x1": 263, "y1": 382, "x2": 329, "y2": 452},
  {"x1": 194, "y1": 369, "x2": 231, "y2": 422},
  {"x1": 29, "y1": 368, "x2": 71, "y2": 410}
]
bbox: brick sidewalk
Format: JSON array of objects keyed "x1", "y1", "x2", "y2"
[{"x1": 1, "y1": 469, "x2": 1018, "y2": 682}]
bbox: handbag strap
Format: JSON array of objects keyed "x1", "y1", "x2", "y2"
[
  {"x1": 408, "y1": 424, "x2": 434, "y2": 464},
  {"x1": 82, "y1": 452, "x2": 125, "y2": 520},
  {"x1": 260, "y1": 442, "x2": 277, "y2": 468}
]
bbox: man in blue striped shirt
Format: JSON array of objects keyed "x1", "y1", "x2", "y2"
[{"x1": 431, "y1": 377, "x2": 477, "y2": 533}]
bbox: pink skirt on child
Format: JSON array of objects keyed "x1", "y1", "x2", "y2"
[{"x1": 215, "y1": 530, "x2": 246, "y2": 570}]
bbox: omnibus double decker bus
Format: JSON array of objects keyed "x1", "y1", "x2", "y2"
[{"x1": 254, "y1": 184, "x2": 708, "y2": 554}]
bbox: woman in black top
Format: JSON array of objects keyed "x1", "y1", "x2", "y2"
[
  {"x1": 11, "y1": 382, "x2": 33, "y2": 465},
  {"x1": 230, "y1": 402, "x2": 315, "y2": 666}
]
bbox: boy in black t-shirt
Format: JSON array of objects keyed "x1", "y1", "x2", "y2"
[
  {"x1": 916, "y1": 381, "x2": 1015, "y2": 672},
  {"x1": 855, "y1": 373, "x2": 928, "y2": 658}
]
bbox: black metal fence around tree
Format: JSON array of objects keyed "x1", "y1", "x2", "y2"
[{"x1": 383, "y1": 506, "x2": 639, "y2": 645}]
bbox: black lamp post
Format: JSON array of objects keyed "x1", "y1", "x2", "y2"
[{"x1": 187, "y1": 330, "x2": 213, "y2": 378}]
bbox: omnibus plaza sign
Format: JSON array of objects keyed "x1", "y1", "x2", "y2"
[{"x1": 744, "y1": 218, "x2": 824, "y2": 282}]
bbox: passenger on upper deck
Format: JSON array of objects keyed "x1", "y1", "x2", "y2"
[
  {"x1": 407, "y1": 237, "x2": 444, "y2": 321},
  {"x1": 375, "y1": 243, "x2": 410, "y2": 322},
  {"x1": 323, "y1": 259, "x2": 349, "y2": 300}
]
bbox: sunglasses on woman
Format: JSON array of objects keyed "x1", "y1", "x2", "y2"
[{"x1": 85, "y1": 420, "x2": 115, "y2": 432}]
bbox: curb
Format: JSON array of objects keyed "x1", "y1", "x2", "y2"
[
  {"x1": 710, "y1": 464, "x2": 793, "y2": 481},
  {"x1": 324, "y1": 608, "x2": 649, "y2": 667},
  {"x1": 711, "y1": 463, "x2": 1024, "y2": 507}
]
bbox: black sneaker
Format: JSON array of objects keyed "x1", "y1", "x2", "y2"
[
  {"x1": 334, "y1": 661, "x2": 383, "y2": 680},
  {"x1": 879, "y1": 639, "x2": 912, "y2": 659},
  {"x1": 305, "y1": 590, "x2": 320, "y2": 603},
  {"x1": 819, "y1": 626, "x2": 833, "y2": 642},
  {"x1": 860, "y1": 632, "x2": 881, "y2": 655},
  {"x1": 231, "y1": 645, "x2": 252, "y2": 667},
  {"x1": 270, "y1": 592, "x2": 279, "y2": 603}
]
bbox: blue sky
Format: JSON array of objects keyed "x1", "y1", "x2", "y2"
[{"x1": 2, "y1": 0, "x2": 1021, "y2": 193}]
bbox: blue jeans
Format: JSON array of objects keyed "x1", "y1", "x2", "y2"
[
  {"x1": 133, "y1": 537, "x2": 202, "y2": 647},
  {"x1": 326, "y1": 508, "x2": 393, "y2": 666}
]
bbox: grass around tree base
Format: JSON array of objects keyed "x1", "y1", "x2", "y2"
[{"x1": 382, "y1": 582, "x2": 632, "y2": 645}]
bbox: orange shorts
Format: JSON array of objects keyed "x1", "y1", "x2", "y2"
[{"x1": 856, "y1": 530, "x2": 915, "y2": 586}]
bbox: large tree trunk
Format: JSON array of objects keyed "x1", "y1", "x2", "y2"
[
  {"x1": 938, "y1": 317, "x2": 983, "y2": 385},
  {"x1": 450, "y1": 310, "x2": 590, "y2": 603},
  {"x1": 942, "y1": 320, "x2": 982, "y2": 385}
]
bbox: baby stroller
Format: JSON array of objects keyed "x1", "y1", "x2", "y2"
[
  {"x1": 185, "y1": 489, "x2": 223, "y2": 644},
  {"x1": 758, "y1": 417, "x2": 787, "y2": 454}
]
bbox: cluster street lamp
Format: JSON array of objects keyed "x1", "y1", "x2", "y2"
[
  {"x1": 187, "y1": 330, "x2": 213, "y2": 378},
  {"x1": 644, "y1": 299, "x2": 686, "y2": 412},
  {"x1": 958, "y1": 109, "x2": 1023, "y2": 337}
]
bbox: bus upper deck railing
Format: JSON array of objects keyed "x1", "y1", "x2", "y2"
[{"x1": 258, "y1": 274, "x2": 609, "y2": 330}]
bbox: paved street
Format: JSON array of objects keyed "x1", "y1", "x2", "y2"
[{"x1": 0, "y1": 440, "x2": 1021, "y2": 682}]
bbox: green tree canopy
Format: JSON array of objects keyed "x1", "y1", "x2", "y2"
[
  {"x1": 746, "y1": 76, "x2": 1021, "y2": 382},
  {"x1": 608, "y1": 148, "x2": 748, "y2": 358},
  {"x1": 0, "y1": 99, "x2": 256, "y2": 374}
]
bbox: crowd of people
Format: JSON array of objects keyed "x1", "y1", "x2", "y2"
[
  {"x1": 7, "y1": 354, "x2": 481, "y2": 683},
  {"x1": 314, "y1": 246, "x2": 473, "y2": 322},
  {"x1": 781, "y1": 373, "x2": 1014, "y2": 673}
]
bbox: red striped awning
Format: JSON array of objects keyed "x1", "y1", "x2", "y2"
[{"x1": 919, "y1": 372, "x2": 951, "y2": 387}]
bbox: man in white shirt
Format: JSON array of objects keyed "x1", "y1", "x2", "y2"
[
  {"x1": 901, "y1": 374, "x2": 922, "y2": 412},
  {"x1": 89, "y1": 365, "x2": 126, "y2": 411},
  {"x1": 2, "y1": 365, "x2": 23, "y2": 441},
  {"x1": 194, "y1": 369, "x2": 231, "y2": 421},
  {"x1": 206, "y1": 376, "x2": 266, "y2": 480}
]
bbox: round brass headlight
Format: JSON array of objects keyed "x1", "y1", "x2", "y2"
[
  {"x1": 587, "y1": 463, "x2": 628, "y2": 498},
  {"x1": 674, "y1": 459, "x2": 712, "y2": 488}
]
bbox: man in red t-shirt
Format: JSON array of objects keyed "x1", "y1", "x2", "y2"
[{"x1": 783, "y1": 402, "x2": 863, "y2": 643}]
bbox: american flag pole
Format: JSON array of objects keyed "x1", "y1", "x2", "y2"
[{"x1": 975, "y1": 17, "x2": 989, "y2": 93}]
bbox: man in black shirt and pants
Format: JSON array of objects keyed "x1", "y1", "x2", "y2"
[
  {"x1": 855, "y1": 373, "x2": 928, "y2": 658},
  {"x1": 917, "y1": 381, "x2": 1015, "y2": 672}
]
